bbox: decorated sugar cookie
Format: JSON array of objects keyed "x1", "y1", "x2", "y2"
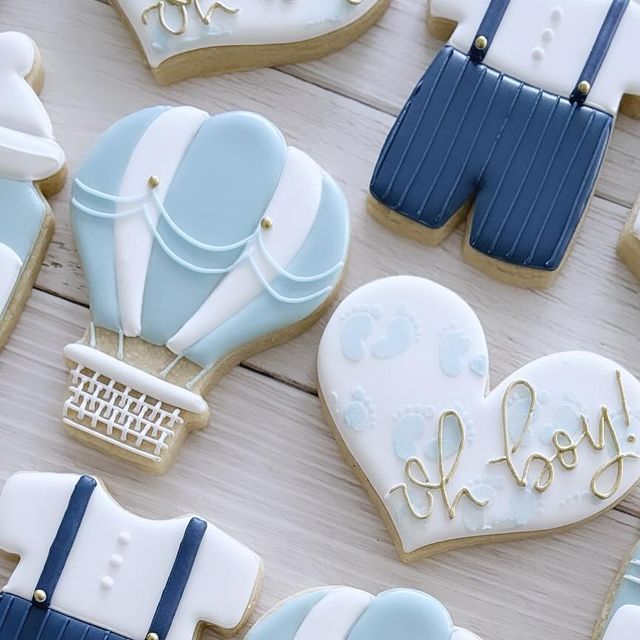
[
  {"x1": 617, "y1": 194, "x2": 640, "y2": 281},
  {"x1": 65, "y1": 107, "x2": 349, "y2": 472},
  {"x1": 317, "y1": 276, "x2": 640, "y2": 561},
  {"x1": 0, "y1": 472, "x2": 262, "y2": 639},
  {"x1": 110, "y1": 0, "x2": 390, "y2": 84},
  {"x1": 246, "y1": 587, "x2": 482, "y2": 640},
  {"x1": 0, "y1": 32, "x2": 66, "y2": 350},
  {"x1": 369, "y1": 0, "x2": 640, "y2": 288},
  {"x1": 593, "y1": 539, "x2": 640, "y2": 640}
]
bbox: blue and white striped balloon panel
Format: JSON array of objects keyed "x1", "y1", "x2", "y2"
[
  {"x1": 71, "y1": 107, "x2": 349, "y2": 375},
  {"x1": 246, "y1": 587, "x2": 481, "y2": 640}
]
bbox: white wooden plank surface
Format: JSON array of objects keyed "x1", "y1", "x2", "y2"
[{"x1": 1, "y1": 1, "x2": 640, "y2": 639}]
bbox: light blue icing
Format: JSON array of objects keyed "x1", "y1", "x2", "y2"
[
  {"x1": 71, "y1": 106, "x2": 168, "y2": 332},
  {"x1": 245, "y1": 588, "x2": 456, "y2": 640},
  {"x1": 424, "y1": 412, "x2": 463, "y2": 461},
  {"x1": 71, "y1": 108, "x2": 349, "y2": 370},
  {"x1": 245, "y1": 589, "x2": 331, "y2": 640},
  {"x1": 393, "y1": 410, "x2": 429, "y2": 460},
  {"x1": 141, "y1": 111, "x2": 287, "y2": 345},
  {"x1": 605, "y1": 542, "x2": 640, "y2": 630},
  {"x1": 371, "y1": 306, "x2": 417, "y2": 359},
  {"x1": 341, "y1": 307, "x2": 380, "y2": 362},
  {"x1": 342, "y1": 388, "x2": 375, "y2": 431},
  {"x1": 349, "y1": 590, "x2": 454, "y2": 640},
  {"x1": 439, "y1": 327, "x2": 471, "y2": 377},
  {"x1": 183, "y1": 172, "x2": 348, "y2": 369},
  {"x1": 469, "y1": 354, "x2": 488, "y2": 376},
  {"x1": 0, "y1": 178, "x2": 47, "y2": 264}
]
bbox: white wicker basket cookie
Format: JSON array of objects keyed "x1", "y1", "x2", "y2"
[{"x1": 65, "y1": 107, "x2": 349, "y2": 473}]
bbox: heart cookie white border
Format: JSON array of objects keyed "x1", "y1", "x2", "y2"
[{"x1": 318, "y1": 276, "x2": 640, "y2": 562}]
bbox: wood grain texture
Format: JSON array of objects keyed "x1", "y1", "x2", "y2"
[
  {"x1": 1, "y1": 1, "x2": 640, "y2": 639},
  {"x1": 1, "y1": 293, "x2": 640, "y2": 640}
]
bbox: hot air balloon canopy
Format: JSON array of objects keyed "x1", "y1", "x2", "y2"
[
  {"x1": 245, "y1": 587, "x2": 483, "y2": 640},
  {"x1": 64, "y1": 107, "x2": 349, "y2": 471}
]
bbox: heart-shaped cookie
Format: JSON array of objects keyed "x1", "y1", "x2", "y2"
[
  {"x1": 245, "y1": 587, "x2": 481, "y2": 640},
  {"x1": 318, "y1": 276, "x2": 640, "y2": 561},
  {"x1": 111, "y1": 0, "x2": 390, "y2": 84}
]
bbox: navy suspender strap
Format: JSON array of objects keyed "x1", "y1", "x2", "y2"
[
  {"x1": 147, "y1": 517, "x2": 208, "y2": 640},
  {"x1": 468, "y1": 0, "x2": 511, "y2": 62},
  {"x1": 470, "y1": 0, "x2": 630, "y2": 107},
  {"x1": 570, "y1": 0, "x2": 630, "y2": 105},
  {"x1": 33, "y1": 475, "x2": 97, "y2": 609}
]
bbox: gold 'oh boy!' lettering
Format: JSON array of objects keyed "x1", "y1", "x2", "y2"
[
  {"x1": 490, "y1": 371, "x2": 639, "y2": 500},
  {"x1": 388, "y1": 411, "x2": 489, "y2": 520},
  {"x1": 390, "y1": 370, "x2": 638, "y2": 522}
]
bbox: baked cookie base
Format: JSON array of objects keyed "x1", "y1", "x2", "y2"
[
  {"x1": 64, "y1": 270, "x2": 346, "y2": 474},
  {"x1": 591, "y1": 540, "x2": 640, "y2": 640},
  {"x1": 319, "y1": 386, "x2": 640, "y2": 563},
  {"x1": 367, "y1": 195, "x2": 576, "y2": 288},
  {"x1": 617, "y1": 196, "x2": 640, "y2": 281},
  {"x1": 112, "y1": 0, "x2": 390, "y2": 85}
]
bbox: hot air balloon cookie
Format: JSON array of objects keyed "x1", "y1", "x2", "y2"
[
  {"x1": 245, "y1": 587, "x2": 483, "y2": 640},
  {"x1": 66, "y1": 107, "x2": 349, "y2": 472},
  {"x1": 593, "y1": 538, "x2": 640, "y2": 640},
  {"x1": 0, "y1": 32, "x2": 66, "y2": 350},
  {"x1": 318, "y1": 276, "x2": 640, "y2": 561},
  {"x1": 111, "y1": 0, "x2": 390, "y2": 84}
]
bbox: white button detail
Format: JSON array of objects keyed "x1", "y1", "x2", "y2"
[
  {"x1": 541, "y1": 28, "x2": 554, "y2": 43},
  {"x1": 101, "y1": 576, "x2": 115, "y2": 590},
  {"x1": 118, "y1": 531, "x2": 131, "y2": 545},
  {"x1": 551, "y1": 7, "x2": 563, "y2": 22},
  {"x1": 109, "y1": 554, "x2": 124, "y2": 568},
  {"x1": 532, "y1": 47, "x2": 545, "y2": 61}
]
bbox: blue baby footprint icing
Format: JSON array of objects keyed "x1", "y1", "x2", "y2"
[
  {"x1": 371, "y1": 305, "x2": 419, "y2": 359},
  {"x1": 439, "y1": 327, "x2": 471, "y2": 377},
  {"x1": 341, "y1": 388, "x2": 376, "y2": 431},
  {"x1": 425, "y1": 411, "x2": 466, "y2": 460},
  {"x1": 393, "y1": 410, "x2": 431, "y2": 460},
  {"x1": 341, "y1": 307, "x2": 381, "y2": 361},
  {"x1": 469, "y1": 354, "x2": 488, "y2": 377}
]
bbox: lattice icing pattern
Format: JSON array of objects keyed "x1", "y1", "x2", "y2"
[
  {"x1": 64, "y1": 363, "x2": 184, "y2": 462},
  {"x1": 65, "y1": 108, "x2": 349, "y2": 470}
]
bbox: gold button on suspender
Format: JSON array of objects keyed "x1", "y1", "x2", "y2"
[{"x1": 475, "y1": 35, "x2": 489, "y2": 50}]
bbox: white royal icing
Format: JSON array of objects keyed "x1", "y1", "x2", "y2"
[
  {"x1": 0, "y1": 243, "x2": 23, "y2": 315},
  {"x1": 317, "y1": 277, "x2": 640, "y2": 557},
  {"x1": 293, "y1": 588, "x2": 374, "y2": 640},
  {"x1": 167, "y1": 146, "x2": 324, "y2": 354},
  {"x1": 67, "y1": 108, "x2": 349, "y2": 468},
  {"x1": 0, "y1": 472, "x2": 261, "y2": 638},
  {"x1": 429, "y1": 0, "x2": 640, "y2": 115},
  {"x1": 0, "y1": 32, "x2": 65, "y2": 181},
  {"x1": 115, "y1": 0, "x2": 383, "y2": 70},
  {"x1": 603, "y1": 605, "x2": 640, "y2": 640},
  {"x1": 115, "y1": 106, "x2": 209, "y2": 338}
]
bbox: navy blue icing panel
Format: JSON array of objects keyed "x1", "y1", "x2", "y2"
[
  {"x1": 370, "y1": 46, "x2": 612, "y2": 271},
  {"x1": 0, "y1": 593, "x2": 130, "y2": 640}
]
